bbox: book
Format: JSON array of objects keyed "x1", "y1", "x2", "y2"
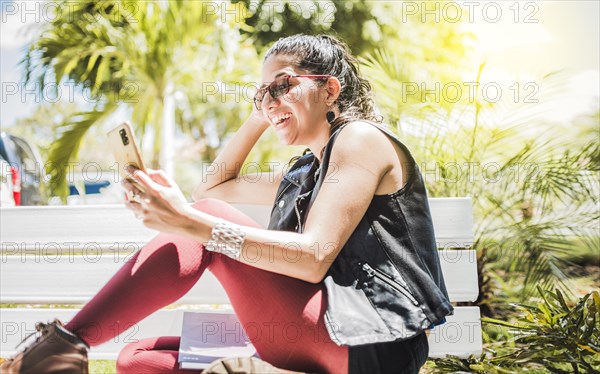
[{"x1": 178, "y1": 311, "x2": 257, "y2": 370}]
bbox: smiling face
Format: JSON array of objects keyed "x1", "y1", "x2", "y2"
[{"x1": 259, "y1": 54, "x2": 331, "y2": 146}]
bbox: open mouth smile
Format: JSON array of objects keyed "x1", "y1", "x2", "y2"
[{"x1": 271, "y1": 112, "x2": 292, "y2": 129}]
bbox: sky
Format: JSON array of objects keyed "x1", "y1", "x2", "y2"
[
  {"x1": 1, "y1": 0, "x2": 599, "y2": 128},
  {"x1": 463, "y1": 0, "x2": 599, "y2": 123}
]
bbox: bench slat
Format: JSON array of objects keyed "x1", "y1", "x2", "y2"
[
  {"x1": 0, "y1": 249, "x2": 478, "y2": 304},
  {"x1": 0, "y1": 306, "x2": 481, "y2": 360},
  {"x1": 0, "y1": 198, "x2": 474, "y2": 252}
]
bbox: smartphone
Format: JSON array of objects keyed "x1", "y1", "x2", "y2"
[{"x1": 107, "y1": 121, "x2": 147, "y2": 193}]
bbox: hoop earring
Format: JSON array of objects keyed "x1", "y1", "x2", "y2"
[{"x1": 326, "y1": 111, "x2": 336, "y2": 124}]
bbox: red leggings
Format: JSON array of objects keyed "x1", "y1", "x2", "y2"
[{"x1": 64, "y1": 199, "x2": 348, "y2": 374}]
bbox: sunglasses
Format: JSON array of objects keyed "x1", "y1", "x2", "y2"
[{"x1": 253, "y1": 74, "x2": 331, "y2": 110}]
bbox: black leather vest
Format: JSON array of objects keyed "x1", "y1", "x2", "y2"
[{"x1": 268, "y1": 123, "x2": 453, "y2": 346}]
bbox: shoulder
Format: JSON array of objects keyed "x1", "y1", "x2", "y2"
[
  {"x1": 328, "y1": 121, "x2": 397, "y2": 166},
  {"x1": 334, "y1": 121, "x2": 388, "y2": 142},
  {"x1": 321, "y1": 122, "x2": 400, "y2": 181}
]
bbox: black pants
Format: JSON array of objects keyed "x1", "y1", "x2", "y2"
[{"x1": 348, "y1": 332, "x2": 429, "y2": 374}]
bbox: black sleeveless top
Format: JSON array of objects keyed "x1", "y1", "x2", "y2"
[{"x1": 268, "y1": 123, "x2": 453, "y2": 371}]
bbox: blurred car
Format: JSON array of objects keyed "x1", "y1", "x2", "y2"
[
  {"x1": 65, "y1": 174, "x2": 120, "y2": 205},
  {"x1": 0, "y1": 156, "x2": 16, "y2": 206},
  {"x1": 69, "y1": 179, "x2": 112, "y2": 196},
  {"x1": 0, "y1": 132, "x2": 45, "y2": 205}
]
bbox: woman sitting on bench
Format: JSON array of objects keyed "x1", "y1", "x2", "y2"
[{"x1": 2, "y1": 34, "x2": 452, "y2": 374}]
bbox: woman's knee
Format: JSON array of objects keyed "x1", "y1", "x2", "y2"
[
  {"x1": 116, "y1": 337, "x2": 181, "y2": 374},
  {"x1": 191, "y1": 198, "x2": 224, "y2": 212},
  {"x1": 115, "y1": 341, "x2": 141, "y2": 373},
  {"x1": 191, "y1": 198, "x2": 261, "y2": 228}
]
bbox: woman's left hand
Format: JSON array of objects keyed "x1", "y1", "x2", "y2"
[{"x1": 123, "y1": 167, "x2": 195, "y2": 234}]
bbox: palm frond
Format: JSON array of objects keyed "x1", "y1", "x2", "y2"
[{"x1": 46, "y1": 104, "x2": 117, "y2": 200}]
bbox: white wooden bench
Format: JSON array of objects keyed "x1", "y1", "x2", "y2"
[{"x1": 0, "y1": 198, "x2": 481, "y2": 361}]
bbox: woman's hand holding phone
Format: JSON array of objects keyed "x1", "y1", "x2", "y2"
[{"x1": 123, "y1": 167, "x2": 195, "y2": 234}]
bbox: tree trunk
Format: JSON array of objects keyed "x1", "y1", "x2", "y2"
[{"x1": 161, "y1": 82, "x2": 175, "y2": 177}]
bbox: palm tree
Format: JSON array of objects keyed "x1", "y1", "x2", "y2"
[{"x1": 22, "y1": 0, "x2": 252, "y2": 198}]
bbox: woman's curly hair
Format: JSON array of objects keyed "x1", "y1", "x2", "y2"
[{"x1": 264, "y1": 34, "x2": 382, "y2": 128}]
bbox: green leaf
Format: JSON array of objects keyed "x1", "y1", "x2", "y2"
[{"x1": 46, "y1": 104, "x2": 117, "y2": 200}]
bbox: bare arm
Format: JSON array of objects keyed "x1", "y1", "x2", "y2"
[{"x1": 192, "y1": 111, "x2": 281, "y2": 205}]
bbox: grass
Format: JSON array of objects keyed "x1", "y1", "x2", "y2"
[
  {"x1": 90, "y1": 360, "x2": 117, "y2": 373},
  {"x1": 0, "y1": 358, "x2": 117, "y2": 373},
  {"x1": 4, "y1": 359, "x2": 435, "y2": 373},
  {"x1": 0, "y1": 303, "x2": 85, "y2": 309}
]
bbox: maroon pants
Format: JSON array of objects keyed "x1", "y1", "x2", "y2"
[{"x1": 65, "y1": 199, "x2": 348, "y2": 373}]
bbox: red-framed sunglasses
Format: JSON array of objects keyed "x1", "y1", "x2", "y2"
[{"x1": 253, "y1": 74, "x2": 331, "y2": 110}]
